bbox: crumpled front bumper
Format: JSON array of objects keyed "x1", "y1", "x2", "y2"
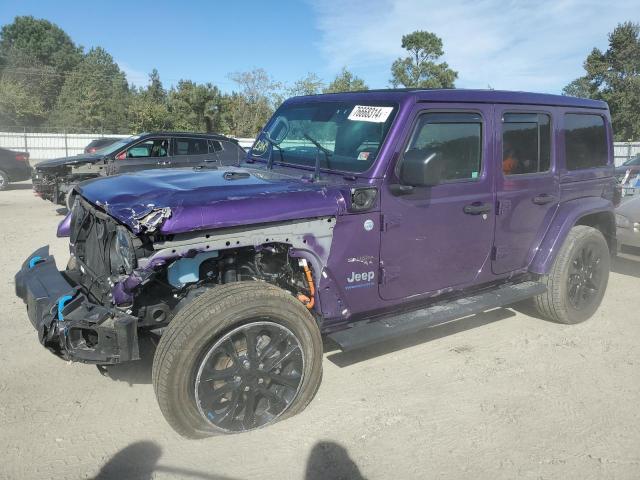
[{"x1": 14, "y1": 246, "x2": 140, "y2": 364}]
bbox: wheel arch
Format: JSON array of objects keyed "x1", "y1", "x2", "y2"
[{"x1": 530, "y1": 197, "x2": 615, "y2": 275}]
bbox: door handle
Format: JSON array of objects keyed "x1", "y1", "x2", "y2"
[
  {"x1": 532, "y1": 194, "x2": 556, "y2": 205},
  {"x1": 463, "y1": 202, "x2": 492, "y2": 215}
]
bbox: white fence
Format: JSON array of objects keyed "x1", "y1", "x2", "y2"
[
  {"x1": 614, "y1": 142, "x2": 640, "y2": 166},
  {"x1": 0, "y1": 131, "x2": 125, "y2": 164},
  {"x1": 0, "y1": 129, "x2": 636, "y2": 166},
  {"x1": 0, "y1": 131, "x2": 256, "y2": 165}
]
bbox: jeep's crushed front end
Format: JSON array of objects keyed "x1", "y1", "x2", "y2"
[
  {"x1": 16, "y1": 168, "x2": 344, "y2": 364},
  {"x1": 15, "y1": 246, "x2": 140, "y2": 363}
]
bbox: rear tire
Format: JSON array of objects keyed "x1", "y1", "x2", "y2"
[
  {"x1": 0, "y1": 170, "x2": 9, "y2": 191},
  {"x1": 532, "y1": 225, "x2": 610, "y2": 324},
  {"x1": 152, "y1": 281, "x2": 323, "y2": 438}
]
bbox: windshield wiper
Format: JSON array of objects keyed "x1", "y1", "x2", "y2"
[{"x1": 303, "y1": 132, "x2": 333, "y2": 181}]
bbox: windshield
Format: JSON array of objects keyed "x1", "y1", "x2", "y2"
[
  {"x1": 249, "y1": 102, "x2": 397, "y2": 173},
  {"x1": 623, "y1": 155, "x2": 640, "y2": 166},
  {"x1": 97, "y1": 136, "x2": 140, "y2": 155}
]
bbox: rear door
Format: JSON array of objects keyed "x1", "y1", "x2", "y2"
[
  {"x1": 171, "y1": 137, "x2": 213, "y2": 169},
  {"x1": 492, "y1": 106, "x2": 559, "y2": 274},
  {"x1": 116, "y1": 137, "x2": 171, "y2": 173}
]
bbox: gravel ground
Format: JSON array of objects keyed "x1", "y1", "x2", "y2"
[{"x1": 1, "y1": 181, "x2": 640, "y2": 480}]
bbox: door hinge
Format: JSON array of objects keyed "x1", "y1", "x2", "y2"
[
  {"x1": 491, "y1": 246, "x2": 509, "y2": 260},
  {"x1": 379, "y1": 265, "x2": 400, "y2": 285},
  {"x1": 496, "y1": 199, "x2": 512, "y2": 216}
]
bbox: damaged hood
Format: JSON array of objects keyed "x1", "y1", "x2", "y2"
[
  {"x1": 76, "y1": 167, "x2": 348, "y2": 234},
  {"x1": 36, "y1": 153, "x2": 104, "y2": 170}
]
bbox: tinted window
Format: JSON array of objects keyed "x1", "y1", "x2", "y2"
[
  {"x1": 502, "y1": 113, "x2": 551, "y2": 175},
  {"x1": 403, "y1": 112, "x2": 482, "y2": 183},
  {"x1": 209, "y1": 140, "x2": 223, "y2": 152},
  {"x1": 127, "y1": 138, "x2": 168, "y2": 158},
  {"x1": 564, "y1": 114, "x2": 607, "y2": 170},
  {"x1": 174, "y1": 138, "x2": 209, "y2": 156}
]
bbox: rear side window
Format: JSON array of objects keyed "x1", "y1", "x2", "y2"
[
  {"x1": 209, "y1": 140, "x2": 223, "y2": 152},
  {"x1": 564, "y1": 114, "x2": 607, "y2": 170},
  {"x1": 174, "y1": 138, "x2": 209, "y2": 156},
  {"x1": 502, "y1": 113, "x2": 550, "y2": 175},
  {"x1": 403, "y1": 112, "x2": 483, "y2": 182}
]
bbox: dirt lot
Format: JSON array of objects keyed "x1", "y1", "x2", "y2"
[{"x1": 1, "y1": 182, "x2": 640, "y2": 480}]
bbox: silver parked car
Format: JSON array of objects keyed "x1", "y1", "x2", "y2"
[{"x1": 616, "y1": 195, "x2": 640, "y2": 254}]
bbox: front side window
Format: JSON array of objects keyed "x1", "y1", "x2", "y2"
[
  {"x1": 502, "y1": 113, "x2": 551, "y2": 175},
  {"x1": 174, "y1": 138, "x2": 208, "y2": 156},
  {"x1": 564, "y1": 114, "x2": 607, "y2": 170},
  {"x1": 127, "y1": 138, "x2": 168, "y2": 158},
  {"x1": 401, "y1": 112, "x2": 482, "y2": 184},
  {"x1": 101, "y1": 136, "x2": 140, "y2": 155},
  {"x1": 249, "y1": 102, "x2": 397, "y2": 173}
]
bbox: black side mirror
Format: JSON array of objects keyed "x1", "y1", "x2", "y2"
[{"x1": 399, "y1": 149, "x2": 442, "y2": 187}]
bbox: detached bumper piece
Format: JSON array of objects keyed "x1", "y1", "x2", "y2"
[{"x1": 15, "y1": 246, "x2": 139, "y2": 364}]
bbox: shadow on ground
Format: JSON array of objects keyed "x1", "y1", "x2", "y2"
[
  {"x1": 92, "y1": 440, "x2": 366, "y2": 480},
  {"x1": 102, "y1": 307, "x2": 517, "y2": 384},
  {"x1": 4, "y1": 183, "x2": 32, "y2": 191},
  {"x1": 612, "y1": 254, "x2": 640, "y2": 279},
  {"x1": 102, "y1": 308, "x2": 518, "y2": 384},
  {"x1": 101, "y1": 334, "x2": 157, "y2": 385},
  {"x1": 326, "y1": 307, "x2": 516, "y2": 367}
]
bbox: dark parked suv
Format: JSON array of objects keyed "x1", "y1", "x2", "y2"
[
  {"x1": 84, "y1": 137, "x2": 125, "y2": 154},
  {"x1": 16, "y1": 90, "x2": 618, "y2": 438},
  {"x1": 32, "y1": 132, "x2": 246, "y2": 206},
  {"x1": 0, "y1": 147, "x2": 31, "y2": 190}
]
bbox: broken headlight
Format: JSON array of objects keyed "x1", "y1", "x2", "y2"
[{"x1": 110, "y1": 226, "x2": 136, "y2": 274}]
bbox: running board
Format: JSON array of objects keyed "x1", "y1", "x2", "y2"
[{"x1": 328, "y1": 281, "x2": 546, "y2": 352}]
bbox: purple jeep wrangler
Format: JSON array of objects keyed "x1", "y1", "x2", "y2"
[{"x1": 15, "y1": 89, "x2": 619, "y2": 438}]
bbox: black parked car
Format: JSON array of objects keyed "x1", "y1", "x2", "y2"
[
  {"x1": 0, "y1": 147, "x2": 31, "y2": 191},
  {"x1": 84, "y1": 137, "x2": 125, "y2": 154},
  {"x1": 33, "y1": 132, "x2": 246, "y2": 206}
]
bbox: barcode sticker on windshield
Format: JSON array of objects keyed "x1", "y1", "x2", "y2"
[{"x1": 348, "y1": 105, "x2": 393, "y2": 123}]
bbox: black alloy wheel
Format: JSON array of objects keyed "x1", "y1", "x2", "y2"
[{"x1": 194, "y1": 321, "x2": 305, "y2": 432}]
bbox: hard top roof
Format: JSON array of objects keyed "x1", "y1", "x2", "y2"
[
  {"x1": 139, "y1": 131, "x2": 237, "y2": 142},
  {"x1": 287, "y1": 88, "x2": 607, "y2": 110}
]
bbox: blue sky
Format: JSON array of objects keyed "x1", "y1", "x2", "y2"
[{"x1": 0, "y1": 0, "x2": 637, "y2": 94}]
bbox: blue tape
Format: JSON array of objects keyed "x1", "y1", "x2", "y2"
[
  {"x1": 28, "y1": 256, "x2": 43, "y2": 269},
  {"x1": 57, "y1": 295, "x2": 74, "y2": 321}
]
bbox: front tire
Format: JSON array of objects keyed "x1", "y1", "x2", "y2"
[
  {"x1": 152, "y1": 282, "x2": 323, "y2": 438},
  {"x1": 533, "y1": 225, "x2": 610, "y2": 324}
]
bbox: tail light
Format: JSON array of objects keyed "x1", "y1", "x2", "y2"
[
  {"x1": 86, "y1": 147, "x2": 97, "y2": 154},
  {"x1": 15, "y1": 153, "x2": 29, "y2": 162}
]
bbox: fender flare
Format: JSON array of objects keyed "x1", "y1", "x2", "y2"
[{"x1": 530, "y1": 197, "x2": 615, "y2": 275}]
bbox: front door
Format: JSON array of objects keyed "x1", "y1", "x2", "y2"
[
  {"x1": 492, "y1": 107, "x2": 559, "y2": 274},
  {"x1": 379, "y1": 104, "x2": 496, "y2": 300}
]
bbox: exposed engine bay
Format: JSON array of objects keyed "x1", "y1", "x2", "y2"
[{"x1": 66, "y1": 197, "x2": 330, "y2": 335}]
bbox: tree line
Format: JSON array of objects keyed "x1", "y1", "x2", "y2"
[{"x1": 0, "y1": 16, "x2": 638, "y2": 140}]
